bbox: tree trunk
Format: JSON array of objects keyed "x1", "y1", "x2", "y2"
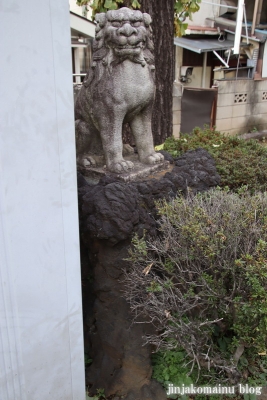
[{"x1": 140, "y1": 0, "x2": 175, "y2": 145}]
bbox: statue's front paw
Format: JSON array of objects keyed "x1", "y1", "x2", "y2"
[
  {"x1": 82, "y1": 156, "x2": 97, "y2": 167},
  {"x1": 144, "y1": 152, "x2": 164, "y2": 165},
  {"x1": 108, "y1": 160, "x2": 134, "y2": 173}
]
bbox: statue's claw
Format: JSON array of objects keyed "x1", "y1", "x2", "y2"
[
  {"x1": 109, "y1": 160, "x2": 134, "y2": 173},
  {"x1": 144, "y1": 152, "x2": 164, "y2": 165},
  {"x1": 82, "y1": 156, "x2": 97, "y2": 167}
]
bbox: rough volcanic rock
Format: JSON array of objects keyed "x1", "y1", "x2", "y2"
[
  {"x1": 81, "y1": 182, "x2": 140, "y2": 243},
  {"x1": 168, "y1": 147, "x2": 221, "y2": 192},
  {"x1": 156, "y1": 150, "x2": 175, "y2": 164},
  {"x1": 79, "y1": 149, "x2": 220, "y2": 244},
  {"x1": 78, "y1": 149, "x2": 221, "y2": 399}
]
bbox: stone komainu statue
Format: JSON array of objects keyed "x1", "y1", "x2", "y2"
[{"x1": 75, "y1": 7, "x2": 164, "y2": 173}]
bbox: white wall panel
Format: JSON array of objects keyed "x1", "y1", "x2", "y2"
[
  {"x1": 0, "y1": 1, "x2": 85, "y2": 399},
  {"x1": 262, "y1": 41, "x2": 267, "y2": 78}
]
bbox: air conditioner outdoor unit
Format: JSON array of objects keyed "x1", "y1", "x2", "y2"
[
  {"x1": 220, "y1": 0, "x2": 236, "y2": 16},
  {"x1": 179, "y1": 66, "x2": 193, "y2": 83},
  {"x1": 180, "y1": 66, "x2": 193, "y2": 77}
]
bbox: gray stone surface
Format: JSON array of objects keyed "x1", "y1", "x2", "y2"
[
  {"x1": 79, "y1": 149, "x2": 220, "y2": 244},
  {"x1": 75, "y1": 7, "x2": 164, "y2": 174},
  {"x1": 80, "y1": 153, "x2": 170, "y2": 184}
]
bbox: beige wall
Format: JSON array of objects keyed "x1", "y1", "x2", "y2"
[
  {"x1": 185, "y1": 0, "x2": 220, "y2": 26},
  {"x1": 183, "y1": 66, "x2": 212, "y2": 88},
  {"x1": 173, "y1": 83, "x2": 182, "y2": 138},
  {"x1": 174, "y1": 47, "x2": 212, "y2": 90},
  {"x1": 172, "y1": 79, "x2": 267, "y2": 137},
  {"x1": 216, "y1": 79, "x2": 267, "y2": 135}
]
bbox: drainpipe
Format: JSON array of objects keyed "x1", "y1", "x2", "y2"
[
  {"x1": 234, "y1": 0, "x2": 245, "y2": 54},
  {"x1": 251, "y1": 0, "x2": 259, "y2": 36},
  {"x1": 202, "y1": 52, "x2": 207, "y2": 88}
]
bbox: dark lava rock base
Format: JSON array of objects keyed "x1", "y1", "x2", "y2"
[{"x1": 78, "y1": 149, "x2": 220, "y2": 399}]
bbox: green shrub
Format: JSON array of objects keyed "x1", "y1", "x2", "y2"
[
  {"x1": 163, "y1": 127, "x2": 267, "y2": 193},
  {"x1": 152, "y1": 349, "x2": 194, "y2": 390},
  {"x1": 124, "y1": 189, "x2": 267, "y2": 384},
  {"x1": 151, "y1": 346, "x2": 267, "y2": 400}
]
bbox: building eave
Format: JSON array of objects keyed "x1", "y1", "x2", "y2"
[{"x1": 70, "y1": 11, "x2": 96, "y2": 39}]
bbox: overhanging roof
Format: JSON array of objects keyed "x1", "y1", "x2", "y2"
[
  {"x1": 174, "y1": 37, "x2": 237, "y2": 53},
  {"x1": 70, "y1": 11, "x2": 96, "y2": 39}
]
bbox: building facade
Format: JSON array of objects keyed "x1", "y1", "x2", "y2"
[{"x1": 173, "y1": 0, "x2": 267, "y2": 137}]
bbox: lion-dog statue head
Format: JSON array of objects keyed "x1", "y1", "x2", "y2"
[{"x1": 75, "y1": 7, "x2": 164, "y2": 174}]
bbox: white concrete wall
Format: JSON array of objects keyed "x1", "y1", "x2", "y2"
[
  {"x1": 185, "y1": 0, "x2": 220, "y2": 26},
  {"x1": 69, "y1": 0, "x2": 93, "y2": 19},
  {"x1": 0, "y1": 1, "x2": 85, "y2": 400},
  {"x1": 70, "y1": 0, "x2": 84, "y2": 16},
  {"x1": 263, "y1": 41, "x2": 267, "y2": 79}
]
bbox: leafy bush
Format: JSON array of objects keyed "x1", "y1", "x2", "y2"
[
  {"x1": 152, "y1": 349, "x2": 194, "y2": 390},
  {"x1": 124, "y1": 189, "x2": 267, "y2": 383},
  {"x1": 151, "y1": 347, "x2": 267, "y2": 400},
  {"x1": 163, "y1": 127, "x2": 267, "y2": 193}
]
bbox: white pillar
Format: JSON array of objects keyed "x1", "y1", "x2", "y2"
[
  {"x1": 234, "y1": 0, "x2": 245, "y2": 54},
  {"x1": 74, "y1": 47, "x2": 82, "y2": 83},
  {"x1": 0, "y1": 1, "x2": 85, "y2": 399}
]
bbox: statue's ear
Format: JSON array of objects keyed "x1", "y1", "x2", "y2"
[
  {"x1": 143, "y1": 49, "x2": 154, "y2": 65},
  {"x1": 143, "y1": 13, "x2": 152, "y2": 27},
  {"x1": 95, "y1": 12, "x2": 107, "y2": 28},
  {"x1": 146, "y1": 36, "x2": 154, "y2": 52}
]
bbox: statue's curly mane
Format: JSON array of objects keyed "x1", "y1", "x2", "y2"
[{"x1": 83, "y1": 9, "x2": 155, "y2": 87}]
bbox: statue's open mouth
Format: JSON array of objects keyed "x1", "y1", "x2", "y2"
[
  {"x1": 117, "y1": 42, "x2": 143, "y2": 49},
  {"x1": 114, "y1": 42, "x2": 143, "y2": 56}
]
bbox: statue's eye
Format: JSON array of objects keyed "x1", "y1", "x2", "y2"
[
  {"x1": 132, "y1": 21, "x2": 141, "y2": 27},
  {"x1": 111, "y1": 21, "x2": 121, "y2": 27}
]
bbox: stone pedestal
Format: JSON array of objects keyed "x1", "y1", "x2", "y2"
[
  {"x1": 79, "y1": 154, "x2": 170, "y2": 184},
  {"x1": 78, "y1": 149, "x2": 220, "y2": 399}
]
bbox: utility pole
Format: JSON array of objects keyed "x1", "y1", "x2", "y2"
[{"x1": 234, "y1": 0, "x2": 245, "y2": 54}]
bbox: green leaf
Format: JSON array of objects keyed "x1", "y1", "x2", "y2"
[
  {"x1": 179, "y1": 22, "x2": 188, "y2": 37},
  {"x1": 131, "y1": 0, "x2": 141, "y2": 9},
  {"x1": 104, "y1": 0, "x2": 117, "y2": 9},
  {"x1": 76, "y1": 0, "x2": 89, "y2": 6},
  {"x1": 92, "y1": 0, "x2": 99, "y2": 9},
  {"x1": 108, "y1": 2, "x2": 118, "y2": 9},
  {"x1": 174, "y1": 3, "x2": 184, "y2": 13}
]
